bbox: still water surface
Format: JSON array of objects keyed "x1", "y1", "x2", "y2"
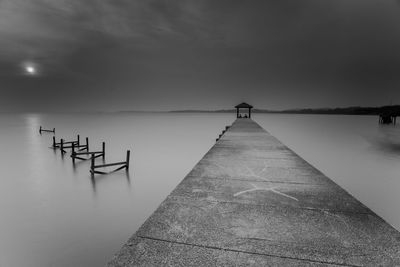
[{"x1": 0, "y1": 113, "x2": 399, "y2": 267}]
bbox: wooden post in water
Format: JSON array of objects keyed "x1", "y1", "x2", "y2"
[
  {"x1": 91, "y1": 154, "x2": 95, "y2": 173},
  {"x1": 102, "y1": 142, "x2": 105, "y2": 159},
  {"x1": 71, "y1": 142, "x2": 75, "y2": 163},
  {"x1": 40, "y1": 126, "x2": 55, "y2": 134},
  {"x1": 126, "y1": 150, "x2": 130, "y2": 170},
  {"x1": 86, "y1": 137, "x2": 89, "y2": 151},
  {"x1": 53, "y1": 136, "x2": 56, "y2": 148},
  {"x1": 60, "y1": 139, "x2": 64, "y2": 153},
  {"x1": 77, "y1": 135, "x2": 80, "y2": 146}
]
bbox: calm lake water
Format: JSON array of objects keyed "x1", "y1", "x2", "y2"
[{"x1": 0, "y1": 113, "x2": 399, "y2": 267}]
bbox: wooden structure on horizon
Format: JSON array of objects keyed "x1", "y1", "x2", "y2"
[
  {"x1": 378, "y1": 106, "x2": 400, "y2": 125},
  {"x1": 235, "y1": 102, "x2": 253, "y2": 118},
  {"x1": 379, "y1": 113, "x2": 397, "y2": 124}
]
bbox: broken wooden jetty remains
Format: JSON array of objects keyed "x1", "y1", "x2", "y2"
[
  {"x1": 39, "y1": 126, "x2": 55, "y2": 134},
  {"x1": 109, "y1": 103, "x2": 400, "y2": 266},
  {"x1": 53, "y1": 135, "x2": 87, "y2": 154},
  {"x1": 90, "y1": 150, "x2": 130, "y2": 175},
  {"x1": 44, "y1": 128, "x2": 130, "y2": 175},
  {"x1": 71, "y1": 141, "x2": 105, "y2": 162}
]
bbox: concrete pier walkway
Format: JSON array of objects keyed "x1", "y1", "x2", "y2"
[{"x1": 108, "y1": 119, "x2": 400, "y2": 266}]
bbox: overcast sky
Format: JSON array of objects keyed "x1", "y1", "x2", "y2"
[{"x1": 1, "y1": 0, "x2": 400, "y2": 111}]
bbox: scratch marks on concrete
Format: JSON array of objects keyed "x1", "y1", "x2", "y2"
[{"x1": 233, "y1": 183, "x2": 299, "y2": 201}]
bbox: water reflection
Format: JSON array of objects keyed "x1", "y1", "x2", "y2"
[
  {"x1": 371, "y1": 124, "x2": 400, "y2": 156},
  {"x1": 90, "y1": 170, "x2": 131, "y2": 195}
]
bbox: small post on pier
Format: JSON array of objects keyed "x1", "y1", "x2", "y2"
[
  {"x1": 86, "y1": 137, "x2": 89, "y2": 151},
  {"x1": 126, "y1": 150, "x2": 130, "y2": 170},
  {"x1": 39, "y1": 126, "x2": 42, "y2": 134},
  {"x1": 53, "y1": 136, "x2": 56, "y2": 148},
  {"x1": 102, "y1": 142, "x2": 105, "y2": 159},
  {"x1": 77, "y1": 135, "x2": 80, "y2": 146}
]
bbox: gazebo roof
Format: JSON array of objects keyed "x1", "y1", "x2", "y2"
[{"x1": 235, "y1": 102, "x2": 253, "y2": 109}]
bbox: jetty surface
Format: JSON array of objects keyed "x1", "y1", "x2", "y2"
[{"x1": 108, "y1": 119, "x2": 400, "y2": 266}]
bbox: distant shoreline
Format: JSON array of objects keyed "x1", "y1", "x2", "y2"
[
  {"x1": 168, "y1": 105, "x2": 400, "y2": 116},
  {"x1": 2, "y1": 105, "x2": 399, "y2": 115}
]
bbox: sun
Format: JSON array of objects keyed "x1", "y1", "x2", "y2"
[
  {"x1": 26, "y1": 66, "x2": 36, "y2": 74},
  {"x1": 22, "y1": 62, "x2": 39, "y2": 76}
]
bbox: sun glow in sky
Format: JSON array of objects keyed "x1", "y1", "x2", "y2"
[
  {"x1": 26, "y1": 66, "x2": 35, "y2": 74},
  {"x1": 23, "y1": 62, "x2": 37, "y2": 76}
]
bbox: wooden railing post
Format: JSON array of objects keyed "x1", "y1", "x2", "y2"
[
  {"x1": 126, "y1": 150, "x2": 130, "y2": 170},
  {"x1": 86, "y1": 137, "x2": 89, "y2": 151},
  {"x1": 102, "y1": 142, "x2": 105, "y2": 158},
  {"x1": 77, "y1": 135, "x2": 80, "y2": 146}
]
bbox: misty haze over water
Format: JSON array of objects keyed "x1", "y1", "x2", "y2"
[{"x1": 0, "y1": 112, "x2": 399, "y2": 267}]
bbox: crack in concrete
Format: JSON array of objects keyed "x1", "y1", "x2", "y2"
[
  {"x1": 167, "y1": 195, "x2": 374, "y2": 215},
  {"x1": 136, "y1": 235, "x2": 361, "y2": 267}
]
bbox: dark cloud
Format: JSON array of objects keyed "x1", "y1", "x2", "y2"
[{"x1": 0, "y1": 0, "x2": 400, "y2": 111}]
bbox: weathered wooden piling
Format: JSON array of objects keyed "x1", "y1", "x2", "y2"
[
  {"x1": 108, "y1": 118, "x2": 400, "y2": 266},
  {"x1": 39, "y1": 126, "x2": 55, "y2": 134},
  {"x1": 126, "y1": 150, "x2": 130, "y2": 170},
  {"x1": 60, "y1": 138, "x2": 64, "y2": 153}
]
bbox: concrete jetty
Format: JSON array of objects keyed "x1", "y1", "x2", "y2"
[{"x1": 108, "y1": 118, "x2": 400, "y2": 266}]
